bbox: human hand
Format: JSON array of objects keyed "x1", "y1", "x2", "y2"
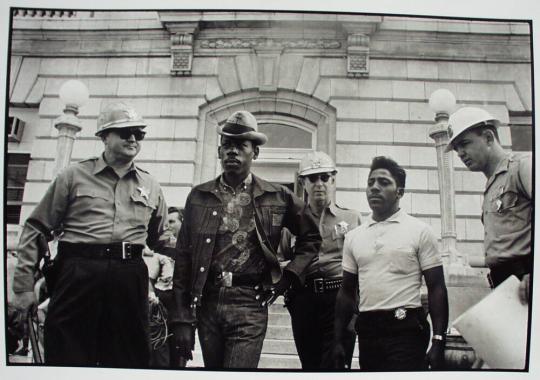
[
  {"x1": 261, "y1": 274, "x2": 292, "y2": 306},
  {"x1": 332, "y1": 342, "x2": 347, "y2": 369},
  {"x1": 427, "y1": 340, "x2": 446, "y2": 370},
  {"x1": 172, "y1": 323, "x2": 194, "y2": 360},
  {"x1": 518, "y1": 274, "x2": 530, "y2": 305}
]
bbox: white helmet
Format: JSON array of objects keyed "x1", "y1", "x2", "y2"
[
  {"x1": 445, "y1": 107, "x2": 500, "y2": 152},
  {"x1": 95, "y1": 102, "x2": 147, "y2": 137},
  {"x1": 298, "y1": 151, "x2": 337, "y2": 177}
]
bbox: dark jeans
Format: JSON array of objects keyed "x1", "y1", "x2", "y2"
[
  {"x1": 356, "y1": 307, "x2": 430, "y2": 371},
  {"x1": 197, "y1": 284, "x2": 268, "y2": 368},
  {"x1": 44, "y1": 255, "x2": 149, "y2": 367},
  {"x1": 286, "y1": 286, "x2": 356, "y2": 369}
]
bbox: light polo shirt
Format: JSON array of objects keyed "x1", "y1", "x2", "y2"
[{"x1": 342, "y1": 209, "x2": 442, "y2": 312}]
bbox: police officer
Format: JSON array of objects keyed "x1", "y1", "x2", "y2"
[
  {"x1": 446, "y1": 107, "x2": 532, "y2": 302},
  {"x1": 11, "y1": 102, "x2": 168, "y2": 366},
  {"x1": 282, "y1": 152, "x2": 361, "y2": 369}
]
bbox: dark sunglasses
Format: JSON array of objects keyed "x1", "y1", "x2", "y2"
[
  {"x1": 306, "y1": 173, "x2": 332, "y2": 183},
  {"x1": 113, "y1": 128, "x2": 146, "y2": 141}
]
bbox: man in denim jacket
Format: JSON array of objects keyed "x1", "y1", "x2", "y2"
[{"x1": 171, "y1": 111, "x2": 321, "y2": 368}]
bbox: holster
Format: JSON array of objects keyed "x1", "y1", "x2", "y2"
[{"x1": 37, "y1": 233, "x2": 58, "y2": 293}]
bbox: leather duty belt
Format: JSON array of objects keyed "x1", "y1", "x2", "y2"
[
  {"x1": 58, "y1": 241, "x2": 144, "y2": 260},
  {"x1": 305, "y1": 277, "x2": 342, "y2": 294}
]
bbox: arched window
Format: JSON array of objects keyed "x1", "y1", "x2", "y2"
[{"x1": 258, "y1": 123, "x2": 313, "y2": 149}]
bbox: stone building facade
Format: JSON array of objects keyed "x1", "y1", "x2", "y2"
[{"x1": 6, "y1": 10, "x2": 533, "y2": 266}]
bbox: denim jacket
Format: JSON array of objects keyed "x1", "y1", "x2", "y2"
[{"x1": 172, "y1": 174, "x2": 321, "y2": 325}]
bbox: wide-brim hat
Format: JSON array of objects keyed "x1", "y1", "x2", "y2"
[{"x1": 217, "y1": 111, "x2": 268, "y2": 146}]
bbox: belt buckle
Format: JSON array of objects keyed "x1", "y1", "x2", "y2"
[
  {"x1": 313, "y1": 278, "x2": 324, "y2": 294},
  {"x1": 220, "y1": 271, "x2": 233, "y2": 287},
  {"x1": 122, "y1": 242, "x2": 132, "y2": 260},
  {"x1": 394, "y1": 307, "x2": 407, "y2": 320}
]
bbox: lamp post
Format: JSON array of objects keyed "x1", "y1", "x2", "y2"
[
  {"x1": 428, "y1": 89, "x2": 468, "y2": 277},
  {"x1": 53, "y1": 79, "x2": 89, "y2": 177}
]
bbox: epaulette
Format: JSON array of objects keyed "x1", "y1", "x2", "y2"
[
  {"x1": 78, "y1": 156, "x2": 99, "y2": 163},
  {"x1": 135, "y1": 164, "x2": 150, "y2": 174}
]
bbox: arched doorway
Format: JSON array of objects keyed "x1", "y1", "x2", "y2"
[{"x1": 194, "y1": 89, "x2": 336, "y2": 192}]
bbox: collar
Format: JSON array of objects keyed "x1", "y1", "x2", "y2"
[
  {"x1": 93, "y1": 154, "x2": 138, "y2": 176},
  {"x1": 367, "y1": 208, "x2": 404, "y2": 227},
  {"x1": 220, "y1": 173, "x2": 253, "y2": 193},
  {"x1": 199, "y1": 173, "x2": 280, "y2": 197},
  {"x1": 308, "y1": 202, "x2": 337, "y2": 217}
]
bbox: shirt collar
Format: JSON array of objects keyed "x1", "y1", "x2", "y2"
[
  {"x1": 219, "y1": 173, "x2": 253, "y2": 193},
  {"x1": 367, "y1": 208, "x2": 404, "y2": 227},
  {"x1": 93, "y1": 154, "x2": 138, "y2": 176}
]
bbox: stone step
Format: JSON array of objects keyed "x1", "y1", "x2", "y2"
[
  {"x1": 268, "y1": 311, "x2": 293, "y2": 325},
  {"x1": 266, "y1": 325, "x2": 294, "y2": 340}
]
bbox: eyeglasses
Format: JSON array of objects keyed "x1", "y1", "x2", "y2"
[
  {"x1": 113, "y1": 128, "x2": 146, "y2": 141},
  {"x1": 306, "y1": 173, "x2": 332, "y2": 183}
]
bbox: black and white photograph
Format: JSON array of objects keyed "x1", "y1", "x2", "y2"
[{"x1": 1, "y1": 0, "x2": 538, "y2": 379}]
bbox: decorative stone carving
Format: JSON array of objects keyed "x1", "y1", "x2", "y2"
[
  {"x1": 170, "y1": 32, "x2": 194, "y2": 76},
  {"x1": 13, "y1": 9, "x2": 76, "y2": 17},
  {"x1": 347, "y1": 33, "x2": 370, "y2": 77},
  {"x1": 160, "y1": 21, "x2": 199, "y2": 76},
  {"x1": 199, "y1": 38, "x2": 341, "y2": 50}
]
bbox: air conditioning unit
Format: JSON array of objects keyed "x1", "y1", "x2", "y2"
[{"x1": 7, "y1": 116, "x2": 25, "y2": 142}]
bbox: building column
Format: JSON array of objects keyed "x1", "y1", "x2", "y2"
[{"x1": 53, "y1": 79, "x2": 88, "y2": 176}]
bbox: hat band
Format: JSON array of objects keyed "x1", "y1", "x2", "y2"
[{"x1": 221, "y1": 123, "x2": 256, "y2": 135}]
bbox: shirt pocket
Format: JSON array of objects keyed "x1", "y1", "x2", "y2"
[
  {"x1": 75, "y1": 188, "x2": 110, "y2": 209},
  {"x1": 330, "y1": 228, "x2": 345, "y2": 250},
  {"x1": 387, "y1": 247, "x2": 418, "y2": 275},
  {"x1": 130, "y1": 192, "x2": 156, "y2": 225}
]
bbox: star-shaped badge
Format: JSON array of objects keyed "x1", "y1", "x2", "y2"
[{"x1": 137, "y1": 186, "x2": 150, "y2": 200}]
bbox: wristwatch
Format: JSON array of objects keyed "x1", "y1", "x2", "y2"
[{"x1": 432, "y1": 334, "x2": 446, "y2": 342}]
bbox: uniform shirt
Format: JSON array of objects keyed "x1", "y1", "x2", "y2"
[
  {"x1": 482, "y1": 153, "x2": 532, "y2": 267},
  {"x1": 13, "y1": 154, "x2": 167, "y2": 292},
  {"x1": 303, "y1": 204, "x2": 362, "y2": 279},
  {"x1": 342, "y1": 209, "x2": 442, "y2": 312},
  {"x1": 210, "y1": 174, "x2": 267, "y2": 275}
]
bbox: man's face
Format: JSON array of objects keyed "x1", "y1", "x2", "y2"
[
  {"x1": 452, "y1": 130, "x2": 490, "y2": 172},
  {"x1": 302, "y1": 172, "x2": 336, "y2": 206},
  {"x1": 218, "y1": 136, "x2": 259, "y2": 177},
  {"x1": 103, "y1": 127, "x2": 144, "y2": 161},
  {"x1": 366, "y1": 168, "x2": 402, "y2": 215},
  {"x1": 167, "y1": 211, "x2": 182, "y2": 237}
]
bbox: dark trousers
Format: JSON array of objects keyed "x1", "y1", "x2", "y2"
[
  {"x1": 286, "y1": 287, "x2": 356, "y2": 369},
  {"x1": 44, "y1": 255, "x2": 150, "y2": 367},
  {"x1": 356, "y1": 307, "x2": 430, "y2": 371},
  {"x1": 150, "y1": 289, "x2": 182, "y2": 368},
  {"x1": 197, "y1": 285, "x2": 268, "y2": 368}
]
